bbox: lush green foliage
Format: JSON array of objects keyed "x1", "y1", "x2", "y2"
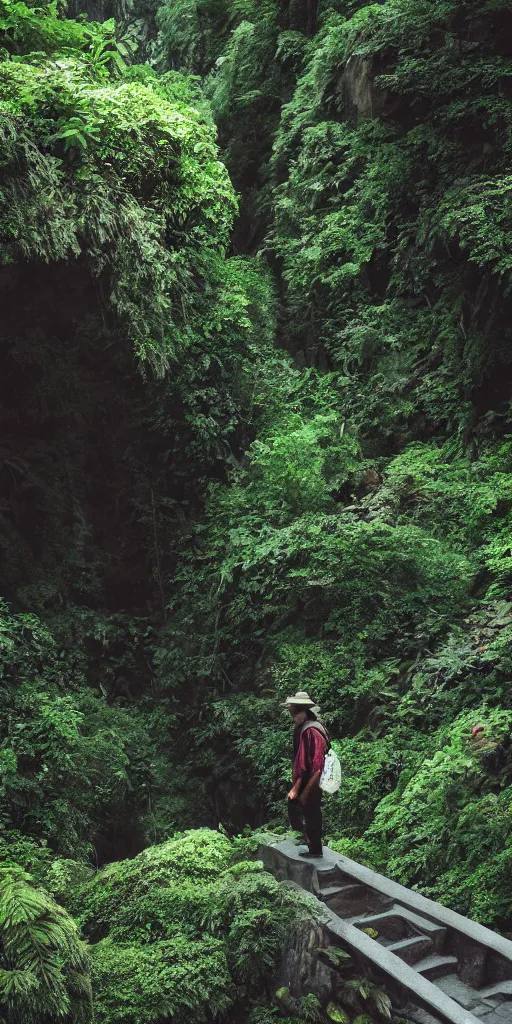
[
  {"x1": 3, "y1": 0, "x2": 512, "y2": 1017},
  {"x1": 47, "y1": 829, "x2": 317, "y2": 1023},
  {"x1": 0, "y1": 866, "x2": 91, "y2": 1023},
  {"x1": 0, "y1": 598, "x2": 171, "y2": 861},
  {"x1": 0, "y1": 10, "x2": 236, "y2": 373},
  {"x1": 0, "y1": 829, "x2": 319, "y2": 1024},
  {"x1": 152, "y1": 0, "x2": 512, "y2": 932}
]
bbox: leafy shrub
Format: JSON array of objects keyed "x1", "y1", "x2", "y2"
[
  {"x1": 67, "y1": 830, "x2": 233, "y2": 936},
  {"x1": 63, "y1": 830, "x2": 316, "y2": 1022},
  {"x1": 0, "y1": 599, "x2": 161, "y2": 859},
  {"x1": 364, "y1": 707, "x2": 512, "y2": 922},
  {"x1": 91, "y1": 934, "x2": 233, "y2": 1024},
  {"x1": 0, "y1": 867, "x2": 91, "y2": 1023},
  {"x1": 0, "y1": 15, "x2": 236, "y2": 373}
]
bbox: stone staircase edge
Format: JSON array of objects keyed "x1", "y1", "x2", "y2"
[
  {"x1": 321, "y1": 900, "x2": 482, "y2": 1024},
  {"x1": 266, "y1": 840, "x2": 512, "y2": 963}
]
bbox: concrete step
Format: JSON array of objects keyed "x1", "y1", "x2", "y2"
[
  {"x1": 434, "y1": 974, "x2": 488, "y2": 1010},
  {"x1": 415, "y1": 955, "x2": 459, "y2": 981},
  {"x1": 394, "y1": 906, "x2": 448, "y2": 953},
  {"x1": 320, "y1": 883, "x2": 378, "y2": 917},
  {"x1": 319, "y1": 884, "x2": 367, "y2": 901},
  {"x1": 478, "y1": 982, "x2": 512, "y2": 1001},
  {"x1": 321, "y1": 883, "x2": 394, "y2": 918},
  {"x1": 387, "y1": 936, "x2": 434, "y2": 966},
  {"x1": 350, "y1": 905, "x2": 447, "y2": 952},
  {"x1": 317, "y1": 864, "x2": 341, "y2": 885}
]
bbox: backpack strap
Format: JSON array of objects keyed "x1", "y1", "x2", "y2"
[{"x1": 301, "y1": 720, "x2": 330, "y2": 751}]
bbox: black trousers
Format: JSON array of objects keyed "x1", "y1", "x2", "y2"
[{"x1": 288, "y1": 784, "x2": 323, "y2": 854}]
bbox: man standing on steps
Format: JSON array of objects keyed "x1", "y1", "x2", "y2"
[{"x1": 283, "y1": 691, "x2": 328, "y2": 859}]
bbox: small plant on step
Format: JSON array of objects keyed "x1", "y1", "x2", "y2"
[{"x1": 341, "y1": 978, "x2": 392, "y2": 1020}]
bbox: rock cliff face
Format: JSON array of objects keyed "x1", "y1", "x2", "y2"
[
  {"x1": 276, "y1": 916, "x2": 341, "y2": 1001},
  {"x1": 341, "y1": 55, "x2": 375, "y2": 121}
]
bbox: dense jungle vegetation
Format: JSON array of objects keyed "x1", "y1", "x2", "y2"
[{"x1": 2, "y1": 0, "x2": 512, "y2": 1017}]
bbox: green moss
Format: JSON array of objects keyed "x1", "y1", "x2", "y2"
[{"x1": 0, "y1": 37, "x2": 236, "y2": 373}]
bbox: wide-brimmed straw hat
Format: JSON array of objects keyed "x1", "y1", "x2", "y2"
[{"x1": 281, "y1": 690, "x2": 317, "y2": 707}]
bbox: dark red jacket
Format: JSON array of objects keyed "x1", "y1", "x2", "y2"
[{"x1": 292, "y1": 722, "x2": 327, "y2": 784}]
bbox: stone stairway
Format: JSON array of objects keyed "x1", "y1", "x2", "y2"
[{"x1": 259, "y1": 840, "x2": 512, "y2": 1024}]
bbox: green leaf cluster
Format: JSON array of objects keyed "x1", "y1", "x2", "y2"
[{"x1": 0, "y1": 867, "x2": 91, "y2": 1023}]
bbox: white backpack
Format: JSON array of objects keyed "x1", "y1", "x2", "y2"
[
  {"x1": 302, "y1": 721, "x2": 342, "y2": 795},
  {"x1": 320, "y1": 747, "x2": 342, "y2": 794}
]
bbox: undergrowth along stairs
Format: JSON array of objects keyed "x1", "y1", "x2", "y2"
[{"x1": 259, "y1": 840, "x2": 512, "y2": 1024}]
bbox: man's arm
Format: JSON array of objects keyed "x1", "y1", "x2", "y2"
[{"x1": 299, "y1": 769, "x2": 321, "y2": 805}]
